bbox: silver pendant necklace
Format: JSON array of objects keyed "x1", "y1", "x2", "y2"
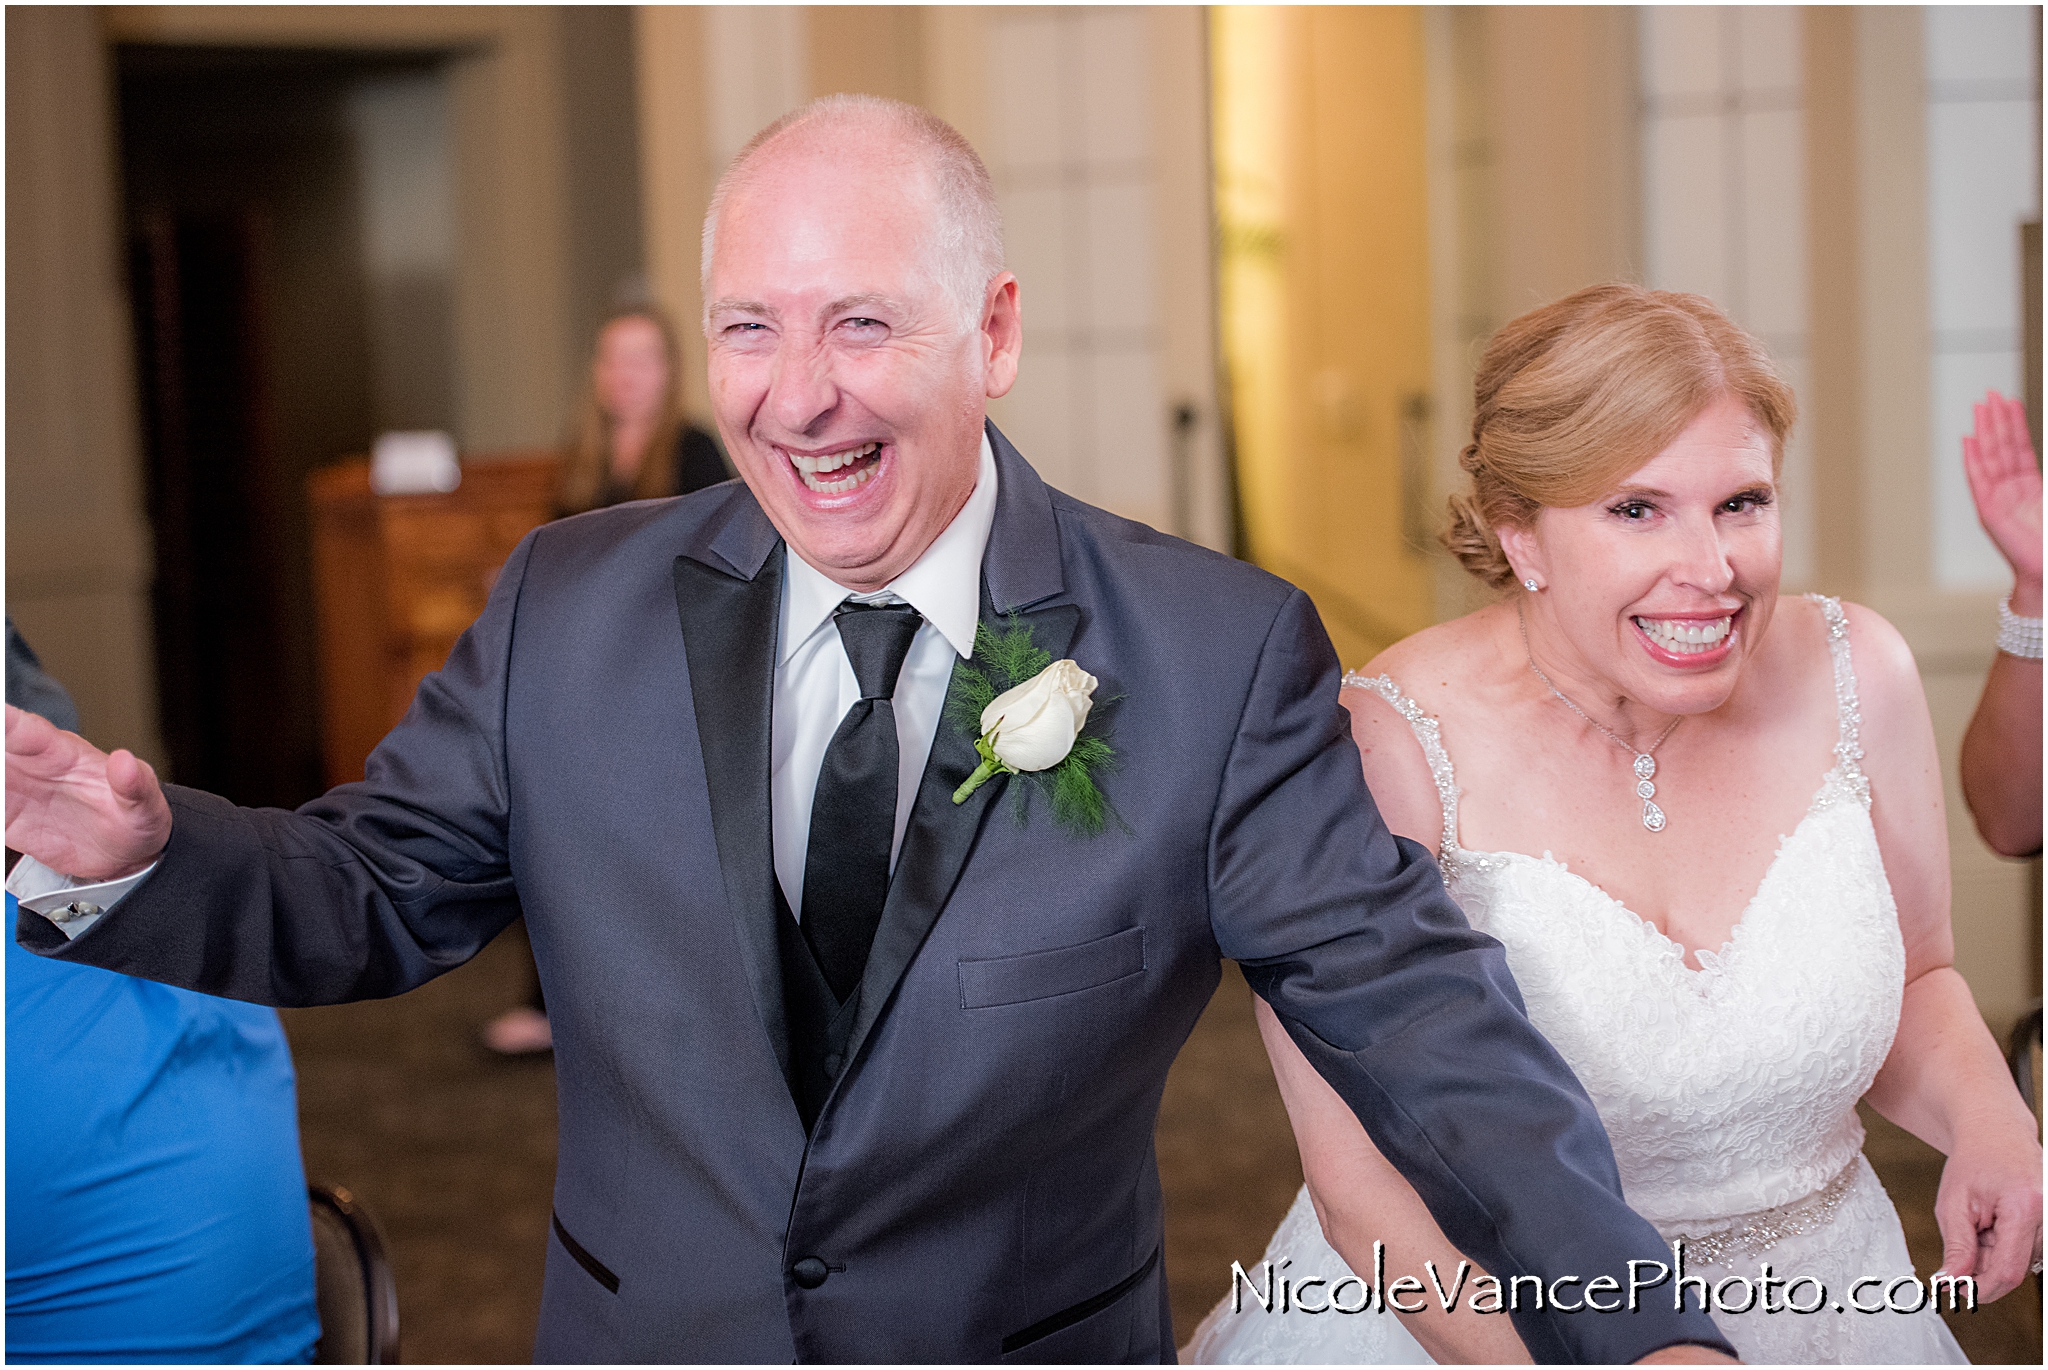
[{"x1": 1519, "y1": 609, "x2": 1682, "y2": 832}]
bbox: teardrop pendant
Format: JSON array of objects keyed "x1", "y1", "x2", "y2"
[{"x1": 1634, "y1": 753, "x2": 1665, "y2": 831}]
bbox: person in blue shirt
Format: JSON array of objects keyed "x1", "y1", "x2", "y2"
[{"x1": 6, "y1": 619, "x2": 319, "y2": 1363}]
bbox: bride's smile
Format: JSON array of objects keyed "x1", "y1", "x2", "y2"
[{"x1": 1631, "y1": 610, "x2": 1735, "y2": 662}]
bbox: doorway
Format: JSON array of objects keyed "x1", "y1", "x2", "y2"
[{"x1": 118, "y1": 45, "x2": 454, "y2": 808}]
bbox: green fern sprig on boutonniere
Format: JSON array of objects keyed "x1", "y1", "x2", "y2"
[{"x1": 945, "y1": 617, "x2": 1123, "y2": 838}]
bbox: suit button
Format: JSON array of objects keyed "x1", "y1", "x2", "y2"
[{"x1": 791, "y1": 1257, "x2": 829, "y2": 1289}]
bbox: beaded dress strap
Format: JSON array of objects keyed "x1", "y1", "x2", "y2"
[
  {"x1": 1343, "y1": 671, "x2": 1461, "y2": 881},
  {"x1": 1807, "y1": 593, "x2": 1870, "y2": 805}
]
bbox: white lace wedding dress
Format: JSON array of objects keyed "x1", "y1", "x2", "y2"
[{"x1": 1187, "y1": 597, "x2": 1966, "y2": 1364}]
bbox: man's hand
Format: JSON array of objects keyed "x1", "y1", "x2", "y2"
[
  {"x1": 1962, "y1": 391, "x2": 2043, "y2": 614},
  {"x1": 5, "y1": 703, "x2": 172, "y2": 879}
]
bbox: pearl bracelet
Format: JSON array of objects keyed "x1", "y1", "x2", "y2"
[{"x1": 1996, "y1": 593, "x2": 2044, "y2": 659}]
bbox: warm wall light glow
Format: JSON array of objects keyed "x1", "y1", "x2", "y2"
[
  {"x1": 1210, "y1": 6, "x2": 1437, "y2": 670},
  {"x1": 1212, "y1": 6, "x2": 1294, "y2": 572}
]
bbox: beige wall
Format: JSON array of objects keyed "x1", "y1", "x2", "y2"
[
  {"x1": 1813, "y1": 8, "x2": 2037, "y2": 1034},
  {"x1": 1485, "y1": 7, "x2": 1643, "y2": 313},
  {"x1": 5, "y1": 7, "x2": 163, "y2": 762},
  {"x1": 634, "y1": 6, "x2": 715, "y2": 425},
  {"x1": 1419, "y1": 7, "x2": 1644, "y2": 624},
  {"x1": 1799, "y1": 7, "x2": 2039, "y2": 1034},
  {"x1": 809, "y1": 6, "x2": 925, "y2": 106},
  {"x1": 1146, "y1": 8, "x2": 1231, "y2": 553}
]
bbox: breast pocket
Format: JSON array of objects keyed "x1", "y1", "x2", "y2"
[{"x1": 958, "y1": 927, "x2": 1146, "y2": 1009}]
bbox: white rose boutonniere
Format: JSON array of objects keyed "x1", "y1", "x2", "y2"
[
  {"x1": 964, "y1": 658, "x2": 1096, "y2": 785},
  {"x1": 946, "y1": 619, "x2": 1120, "y2": 836}
]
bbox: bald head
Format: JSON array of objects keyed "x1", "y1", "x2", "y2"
[{"x1": 702, "y1": 95, "x2": 1004, "y2": 330}]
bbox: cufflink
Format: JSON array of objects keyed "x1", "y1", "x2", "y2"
[{"x1": 47, "y1": 901, "x2": 102, "y2": 925}]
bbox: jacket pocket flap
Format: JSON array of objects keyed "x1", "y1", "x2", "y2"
[{"x1": 959, "y1": 926, "x2": 1145, "y2": 1009}]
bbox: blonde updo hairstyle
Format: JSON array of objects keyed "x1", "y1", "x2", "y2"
[{"x1": 1445, "y1": 284, "x2": 1797, "y2": 591}]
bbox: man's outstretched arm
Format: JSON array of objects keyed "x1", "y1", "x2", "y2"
[{"x1": 8, "y1": 536, "x2": 537, "y2": 1006}]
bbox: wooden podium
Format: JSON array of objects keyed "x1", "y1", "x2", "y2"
[{"x1": 307, "y1": 454, "x2": 560, "y2": 789}]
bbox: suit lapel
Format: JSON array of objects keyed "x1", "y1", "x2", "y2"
[
  {"x1": 672, "y1": 502, "x2": 791, "y2": 1086},
  {"x1": 840, "y1": 423, "x2": 1075, "y2": 1075}
]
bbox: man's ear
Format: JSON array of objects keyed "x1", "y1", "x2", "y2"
[
  {"x1": 1497, "y1": 520, "x2": 1547, "y2": 589},
  {"x1": 982, "y1": 274, "x2": 1021, "y2": 399}
]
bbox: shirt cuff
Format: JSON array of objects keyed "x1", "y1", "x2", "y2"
[{"x1": 5, "y1": 855, "x2": 156, "y2": 941}]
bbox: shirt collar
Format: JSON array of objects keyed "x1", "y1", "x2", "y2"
[{"x1": 779, "y1": 432, "x2": 998, "y2": 666}]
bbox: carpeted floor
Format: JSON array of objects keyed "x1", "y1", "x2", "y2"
[{"x1": 283, "y1": 922, "x2": 2040, "y2": 1364}]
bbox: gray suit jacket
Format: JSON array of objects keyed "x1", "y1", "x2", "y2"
[{"x1": 28, "y1": 427, "x2": 1730, "y2": 1362}]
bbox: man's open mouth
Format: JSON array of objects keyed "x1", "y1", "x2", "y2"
[{"x1": 789, "y1": 442, "x2": 883, "y2": 495}]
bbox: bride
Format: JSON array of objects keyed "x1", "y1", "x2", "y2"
[{"x1": 1189, "y1": 285, "x2": 2041, "y2": 1364}]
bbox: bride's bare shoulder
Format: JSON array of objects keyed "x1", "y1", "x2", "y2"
[
  {"x1": 1338, "y1": 608, "x2": 1511, "y2": 848},
  {"x1": 1754, "y1": 594, "x2": 1925, "y2": 730},
  {"x1": 1346, "y1": 607, "x2": 1513, "y2": 707}
]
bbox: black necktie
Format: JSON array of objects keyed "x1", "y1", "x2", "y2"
[{"x1": 798, "y1": 601, "x2": 924, "y2": 1002}]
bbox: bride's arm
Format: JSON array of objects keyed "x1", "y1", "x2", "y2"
[
  {"x1": 1254, "y1": 997, "x2": 1532, "y2": 1364},
  {"x1": 1847, "y1": 604, "x2": 2043, "y2": 1302}
]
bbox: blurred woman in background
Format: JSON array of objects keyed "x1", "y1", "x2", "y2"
[{"x1": 555, "y1": 304, "x2": 728, "y2": 517}]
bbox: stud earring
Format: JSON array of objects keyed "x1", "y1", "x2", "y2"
[{"x1": 1522, "y1": 578, "x2": 1541, "y2": 593}]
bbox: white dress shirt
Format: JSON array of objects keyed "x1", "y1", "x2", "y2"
[
  {"x1": 772, "y1": 434, "x2": 997, "y2": 915},
  {"x1": 10, "y1": 433, "x2": 1000, "y2": 937}
]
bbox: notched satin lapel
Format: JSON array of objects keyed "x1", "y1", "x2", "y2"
[
  {"x1": 672, "y1": 546, "x2": 791, "y2": 1085},
  {"x1": 839, "y1": 598, "x2": 1083, "y2": 1076}
]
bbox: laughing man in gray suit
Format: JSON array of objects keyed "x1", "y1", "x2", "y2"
[{"x1": 7, "y1": 97, "x2": 1733, "y2": 1363}]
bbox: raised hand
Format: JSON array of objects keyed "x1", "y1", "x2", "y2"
[
  {"x1": 5, "y1": 703, "x2": 172, "y2": 880},
  {"x1": 1962, "y1": 391, "x2": 2043, "y2": 612}
]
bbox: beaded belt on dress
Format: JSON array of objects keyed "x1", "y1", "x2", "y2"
[{"x1": 1665, "y1": 1159, "x2": 1858, "y2": 1267}]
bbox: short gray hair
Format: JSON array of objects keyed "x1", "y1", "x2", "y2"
[{"x1": 701, "y1": 94, "x2": 1005, "y2": 330}]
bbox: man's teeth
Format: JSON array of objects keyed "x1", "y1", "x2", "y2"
[
  {"x1": 791, "y1": 443, "x2": 880, "y2": 494},
  {"x1": 1635, "y1": 616, "x2": 1733, "y2": 654}
]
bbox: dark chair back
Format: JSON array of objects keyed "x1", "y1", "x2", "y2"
[{"x1": 309, "y1": 1182, "x2": 400, "y2": 1363}]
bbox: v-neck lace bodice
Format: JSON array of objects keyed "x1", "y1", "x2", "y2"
[{"x1": 1345, "y1": 596, "x2": 1904, "y2": 1227}]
